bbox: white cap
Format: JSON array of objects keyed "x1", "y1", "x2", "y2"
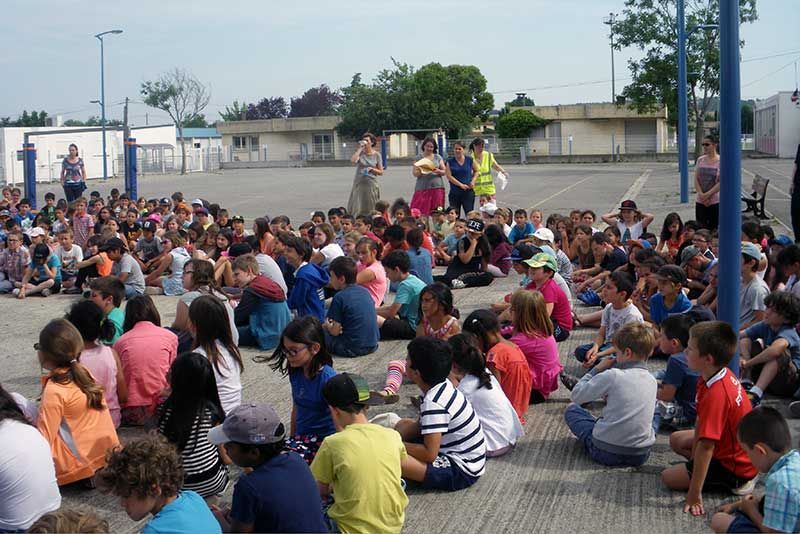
[
  {"x1": 27, "y1": 227, "x2": 46, "y2": 237},
  {"x1": 191, "y1": 198, "x2": 203, "y2": 206},
  {"x1": 533, "y1": 227, "x2": 554, "y2": 243},
  {"x1": 479, "y1": 202, "x2": 498, "y2": 216}
]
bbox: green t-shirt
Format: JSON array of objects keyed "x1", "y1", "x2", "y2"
[
  {"x1": 102, "y1": 307, "x2": 124, "y2": 346},
  {"x1": 396, "y1": 274, "x2": 426, "y2": 329}
]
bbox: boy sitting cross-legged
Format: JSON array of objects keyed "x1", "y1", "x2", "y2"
[{"x1": 653, "y1": 314, "x2": 700, "y2": 432}]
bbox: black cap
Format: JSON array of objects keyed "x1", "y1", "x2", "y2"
[
  {"x1": 160, "y1": 197, "x2": 171, "y2": 205},
  {"x1": 232, "y1": 215, "x2": 244, "y2": 223},
  {"x1": 322, "y1": 373, "x2": 385, "y2": 408},
  {"x1": 32, "y1": 243, "x2": 50, "y2": 261},
  {"x1": 466, "y1": 219, "x2": 485, "y2": 233},
  {"x1": 142, "y1": 220, "x2": 157, "y2": 233},
  {"x1": 507, "y1": 245, "x2": 535, "y2": 262},
  {"x1": 100, "y1": 237, "x2": 126, "y2": 252},
  {"x1": 228, "y1": 242, "x2": 252, "y2": 258},
  {"x1": 619, "y1": 199, "x2": 638, "y2": 211},
  {"x1": 655, "y1": 264, "x2": 687, "y2": 285}
]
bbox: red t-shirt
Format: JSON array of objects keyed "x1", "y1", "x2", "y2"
[
  {"x1": 695, "y1": 368, "x2": 758, "y2": 480},
  {"x1": 486, "y1": 341, "x2": 532, "y2": 423}
]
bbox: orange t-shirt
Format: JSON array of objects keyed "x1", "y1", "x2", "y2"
[
  {"x1": 487, "y1": 341, "x2": 533, "y2": 423},
  {"x1": 37, "y1": 371, "x2": 120, "y2": 485},
  {"x1": 97, "y1": 252, "x2": 113, "y2": 276}
]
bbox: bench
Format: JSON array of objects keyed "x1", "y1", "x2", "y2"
[{"x1": 742, "y1": 174, "x2": 770, "y2": 218}]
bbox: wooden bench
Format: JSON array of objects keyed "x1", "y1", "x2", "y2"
[{"x1": 742, "y1": 174, "x2": 770, "y2": 218}]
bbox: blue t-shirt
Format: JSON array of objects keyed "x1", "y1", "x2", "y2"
[
  {"x1": 649, "y1": 292, "x2": 692, "y2": 325},
  {"x1": 395, "y1": 274, "x2": 426, "y2": 329},
  {"x1": 662, "y1": 351, "x2": 699, "y2": 422},
  {"x1": 30, "y1": 254, "x2": 62, "y2": 283},
  {"x1": 745, "y1": 322, "x2": 800, "y2": 368},
  {"x1": 446, "y1": 155, "x2": 474, "y2": 185},
  {"x1": 327, "y1": 284, "x2": 379, "y2": 355},
  {"x1": 230, "y1": 452, "x2": 326, "y2": 533},
  {"x1": 142, "y1": 490, "x2": 221, "y2": 534},
  {"x1": 508, "y1": 222, "x2": 535, "y2": 245},
  {"x1": 442, "y1": 233, "x2": 460, "y2": 255},
  {"x1": 289, "y1": 364, "x2": 336, "y2": 437},
  {"x1": 407, "y1": 247, "x2": 433, "y2": 285}
]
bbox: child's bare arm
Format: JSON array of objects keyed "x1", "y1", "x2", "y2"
[
  {"x1": 685, "y1": 438, "x2": 715, "y2": 516},
  {"x1": 405, "y1": 432, "x2": 442, "y2": 463},
  {"x1": 743, "y1": 338, "x2": 789, "y2": 368},
  {"x1": 656, "y1": 383, "x2": 677, "y2": 402}
]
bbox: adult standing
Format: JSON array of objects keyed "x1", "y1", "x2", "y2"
[
  {"x1": 694, "y1": 135, "x2": 721, "y2": 232},
  {"x1": 410, "y1": 136, "x2": 446, "y2": 217},
  {"x1": 791, "y1": 143, "x2": 800, "y2": 241},
  {"x1": 347, "y1": 133, "x2": 384, "y2": 217},
  {"x1": 445, "y1": 141, "x2": 479, "y2": 217},
  {"x1": 470, "y1": 138, "x2": 509, "y2": 200},
  {"x1": 60, "y1": 144, "x2": 87, "y2": 203}
]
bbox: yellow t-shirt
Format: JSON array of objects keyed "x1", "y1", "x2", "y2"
[{"x1": 310, "y1": 423, "x2": 408, "y2": 534}]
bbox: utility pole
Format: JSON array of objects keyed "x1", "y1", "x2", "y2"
[
  {"x1": 123, "y1": 97, "x2": 129, "y2": 193},
  {"x1": 677, "y1": 0, "x2": 689, "y2": 203},
  {"x1": 603, "y1": 13, "x2": 616, "y2": 103}
]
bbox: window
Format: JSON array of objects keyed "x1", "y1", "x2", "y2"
[
  {"x1": 193, "y1": 142, "x2": 201, "y2": 149},
  {"x1": 249, "y1": 136, "x2": 259, "y2": 151},
  {"x1": 233, "y1": 136, "x2": 246, "y2": 149},
  {"x1": 313, "y1": 133, "x2": 333, "y2": 160}
]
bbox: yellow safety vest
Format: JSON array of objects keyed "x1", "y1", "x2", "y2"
[{"x1": 472, "y1": 151, "x2": 496, "y2": 196}]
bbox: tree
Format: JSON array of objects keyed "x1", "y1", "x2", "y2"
[
  {"x1": 182, "y1": 114, "x2": 208, "y2": 128},
  {"x1": 289, "y1": 84, "x2": 342, "y2": 117},
  {"x1": 245, "y1": 97, "x2": 288, "y2": 120},
  {"x1": 613, "y1": 0, "x2": 757, "y2": 155},
  {"x1": 741, "y1": 102, "x2": 753, "y2": 135},
  {"x1": 141, "y1": 68, "x2": 210, "y2": 174},
  {"x1": 337, "y1": 61, "x2": 493, "y2": 139},
  {"x1": 506, "y1": 95, "x2": 535, "y2": 107},
  {"x1": 496, "y1": 109, "x2": 548, "y2": 139},
  {"x1": 219, "y1": 100, "x2": 247, "y2": 122}
]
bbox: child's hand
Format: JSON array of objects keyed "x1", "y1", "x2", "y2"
[
  {"x1": 684, "y1": 491, "x2": 704, "y2": 516},
  {"x1": 738, "y1": 495, "x2": 758, "y2": 517},
  {"x1": 716, "y1": 501, "x2": 740, "y2": 514}
]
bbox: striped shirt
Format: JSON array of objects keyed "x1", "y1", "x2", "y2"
[
  {"x1": 764, "y1": 449, "x2": 800, "y2": 533},
  {"x1": 420, "y1": 379, "x2": 486, "y2": 478},
  {"x1": 158, "y1": 405, "x2": 228, "y2": 498}
]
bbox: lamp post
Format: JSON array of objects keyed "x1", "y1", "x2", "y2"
[
  {"x1": 95, "y1": 29, "x2": 123, "y2": 181},
  {"x1": 603, "y1": 13, "x2": 617, "y2": 103}
]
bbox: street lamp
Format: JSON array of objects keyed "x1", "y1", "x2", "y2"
[
  {"x1": 603, "y1": 13, "x2": 617, "y2": 103},
  {"x1": 95, "y1": 29, "x2": 123, "y2": 181}
]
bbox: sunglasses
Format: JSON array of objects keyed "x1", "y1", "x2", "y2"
[{"x1": 702, "y1": 143, "x2": 711, "y2": 147}]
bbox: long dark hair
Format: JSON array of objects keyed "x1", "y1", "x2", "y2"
[
  {"x1": 122, "y1": 295, "x2": 161, "y2": 332},
  {"x1": 0, "y1": 383, "x2": 30, "y2": 426},
  {"x1": 253, "y1": 217, "x2": 271, "y2": 243},
  {"x1": 484, "y1": 223, "x2": 506, "y2": 248},
  {"x1": 264, "y1": 316, "x2": 332, "y2": 378},
  {"x1": 419, "y1": 282, "x2": 454, "y2": 316},
  {"x1": 65, "y1": 299, "x2": 115, "y2": 343},
  {"x1": 462, "y1": 309, "x2": 501, "y2": 352},
  {"x1": 660, "y1": 212, "x2": 684, "y2": 242},
  {"x1": 449, "y1": 333, "x2": 493, "y2": 390},
  {"x1": 158, "y1": 352, "x2": 224, "y2": 450},
  {"x1": 189, "y1": 295, "x2": 243, "y2": 376},
  {"x1": 186, "y1": 258, "x2": 223, "y2": 295}
]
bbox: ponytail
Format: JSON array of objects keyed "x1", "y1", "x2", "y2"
[
  {"x1": 462, "y1": 309, "x2": 500, "y2": 352},
  {"x1": 449, "y1": 333, "x2": 493, "y2": 390}
]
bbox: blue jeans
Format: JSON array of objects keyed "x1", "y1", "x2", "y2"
[
  {"x1": 564, "y1": 404, "x2": 650, "y2": 467},
  {"x1": 574, "y1": 342, "x2": 612, "y2": 363},
  {"x1": 448, "y1": 187, "x2": 475, "y2": 218},
  {"x1": 124, "y1": 285, "x2": 142, "y2": 300}
]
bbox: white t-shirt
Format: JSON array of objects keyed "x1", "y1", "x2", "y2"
[
  {"x1": 756, "y1": 251, "x2": 768, "y2": 280},
  {"x1": 316, "y1": 243, "x2": 344, "y2": 267},
  {"x1": 181, "y1": 290, "x2": 239, "y2": 346},
  {"x1": 784, "y1": 274, "x2": 800, "y2": 298},
  {"x1": 601, "y1": 302, "x2": 644, "y2": 344},
  {"x1": 254, "y1": 253, "x2": 288, "y2": 294},
  {"x1": 195, "y1": 341, "x2": 242, "y2": 415},
  {"x1": 457, "y1": 373, "x2": 524, "y2": 453},
  {"x1": 0, "y1": 420, "x2": 61, "y2": 530},
  {"x1": 616, "y1": 220, "x2": 644, "y2": 242},
  {"x1": 54, "y1": 243, "x2": 83, "y2": 272}
]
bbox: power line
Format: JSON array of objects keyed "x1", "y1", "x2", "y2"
[
  {"x1": 742, "y1": 57, "x2": 800, "y2": 88},
  {"x1": 742, "y1": 49, "x2": 800, "y2": 63}
]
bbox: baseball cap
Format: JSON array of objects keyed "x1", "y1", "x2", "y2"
[
  {"x1": 432, "y1": 206, "x2": 445, "y2": 214},
  {"x1": 232, "y1": 215, "x2": 244, "y2": 223},
  {"x1": 191, "y1": 198, "x2": 204, "y2": 206},
  {"x1": 100, "y1": 237, "x2": 126, "y2": 252},
  {"x1": 194, "y1": 207, "x2": 209, "y2": 216},
  {"x1": 523, "y1": 252, "x2": 558, "y2": 272},
  {"x1": 679, "y1": 245, "x2": 701, "y2": 267},
  {"x1": 159, "y1": 197, "x2": 171, "y2": 205},
  {"x1": 207, "y1": 403, "x2": 286, "y2": 445},
  {"x1": 505, "y1": 245, "x2": 535, "y2": 263},
  {"x1": 146, "y1": 213, "x2": 162, "y2": 224},
  {"x1": 322, "y1": 373, "x2": 385, "y2": 408},
  {"x1": 742, "y1": 242, "x2": 762, "y2": 261},
  {"x1": 769, "y1": 235, "x2": 793, "y2": 247},
  {"x1": 619, "y1": 199, "x2": 638, "y2": 211},
  {"x1": 32, "y1": 243, "x2": 50, "y2": 260},
  {"x1": 28, "y1": 227, "x2": 45, "y2": 238},
  {"x1": 0, "y1": 210, "x2": 10, "y2": 217},
  {"x1": 532, "y1": 227, "x2": 554, "y2": 243},
  {"x1": 142, "y1": 220, "x2": 158, "y2": 233},
  {"x1": 479, "y1": 202, "x2": 498, "y2": 216},
  {"x1": 466, "y1": 219, "x2": 485, "y2": 233},
  {"x1": 655, "y1": 265, "x2": 687, "y2": 285}
]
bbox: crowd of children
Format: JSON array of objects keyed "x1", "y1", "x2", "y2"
[{"x1": 2, "y1": 175, "x2": 800, "y2": 534}]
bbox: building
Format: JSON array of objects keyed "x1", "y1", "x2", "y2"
[
  {"x1": 177, "y1": 127, "x2": 222, "y2": 152},
  {"x1": 0, "y1": 124, "x2": 176, "y2": 185},
  {"x1": 217, "y1": 116, "x2": 343, "y2": 163},
  {"x1": 755, "y1": 91, "x2": 800, "y2": 158},
  {"x1": 510, "y1": 102, "x2": 669, "y2": 156}
]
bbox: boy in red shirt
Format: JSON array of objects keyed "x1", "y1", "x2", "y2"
[{"x1": 661, "y1": 321, "x2": 758, "y2": 517}]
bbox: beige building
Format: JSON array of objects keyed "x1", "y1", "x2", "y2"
[
  {"x1": 510, "y1": 102, "x2": 669, "y2": 156},
  {"x1": 217, "y1": 116, "x2": 343, "y2": 162}
]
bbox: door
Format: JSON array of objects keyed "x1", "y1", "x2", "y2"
[
  {"x1": 548, "y1": 122, "x2": 562, "y2": 155},
  {"x1": 625, "y1": 120, "x2": 657, "y2": 153},
  {"x1": 313, "y1": 134, "x2": 333, "y2": 160}
]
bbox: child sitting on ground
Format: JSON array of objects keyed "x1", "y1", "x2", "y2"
[
  {"x1": 54, "y1": 229, "x2": 82, "y2": 290},
  {"x1": 355, "y1": 237, "x2": 386, "y2": 307},
  {"x1": 449, "y1": 334, "x2": 524, "y2": 457},
  {"x1": 322, "y1": 256, "x2": 379, "y2": 357},
  {"x1": 104, "y1": 237, "x2": 146, "y2": 299},
  {"x1": 463, "y1": 310, "x2": 532, "y2": 423},
  {"x1": 739, "y1": 290, "x2": 800, "y2": 406},
  {"x1": 435, "y1": 218, "x2": 465, "y2": 265},
  {"x1": 14, "y1": 243, "x2": 61, "y2": 298},
  {"x1": 231, "y1": 254, "x2": 291, "y2": 351},
  {"x1": 711, "y1": 406, "x2": 800, "y2": 533},
  {"x1": 377, "y1": 251, "x2": 427, "y2": 340},
  {"x1": 283, "y1": 237, "x2": 329, "y2": 323},
  {"x1": 509, "y1": 209, "x2": 535, "y2": 247},
  {"x1": 310, "y1": 373, "x2": 409, "y2": 532},
  {"x1": 207, "y1": 403, "x2": 326, "y2": 533},
  {"x1": 648, "y1": 265, "x2": 692, "y2": 326},
  {"x1": 36, "y1": 319, "x2": 120, "y2": 486},
  {"x1": 565, "y1": 322, "x2": 656, "y2": 467},
  {"x1": 406, "y1": 227, "x2": 433, "y2": 284},
  {"x1": 97, "y1": 435, "x2": 221, "y2": 533},
  {"x1": 395, "y1": 337, "x2": 486, "y2": 491},
  {"x1": 654, "y1": 315, "x2": 699, "y2": 432},
  {"x1": 661, "y1": 321, "x2": 758, "y2": 516}
]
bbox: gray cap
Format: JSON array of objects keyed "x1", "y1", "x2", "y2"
[
  {"x1": 741, "y1": 242, "x2": 762, "y2": 261},
  {"x1": 207, "y1": 403, "x2": 285, "y2": 445},
  {"x1": 679, "y1": 245, "x2": 701, "y2": 267}
]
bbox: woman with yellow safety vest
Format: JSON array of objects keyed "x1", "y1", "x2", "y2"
[{"x1": 469, "y1": 138, "x2": 509, "y2": 200}]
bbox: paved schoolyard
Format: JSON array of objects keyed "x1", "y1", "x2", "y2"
[{"x1": 5, "y1": 160, "x2": 795, "y2": 532}]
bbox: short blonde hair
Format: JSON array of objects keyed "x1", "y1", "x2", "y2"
[{"x1": 612, "y1": 322, "x2": 655, "y2": 359}]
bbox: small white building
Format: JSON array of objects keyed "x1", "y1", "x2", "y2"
[
  {"x1": 0, "y1": 124, "x2": 176, "y2": 185},
  {"x1": 755, "y1": 91, "x2": 800, "y2": 158}
]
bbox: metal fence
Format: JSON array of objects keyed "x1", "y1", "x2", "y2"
[{"x1": 117, "y1": 147, "x2": 222, "y2": 177}]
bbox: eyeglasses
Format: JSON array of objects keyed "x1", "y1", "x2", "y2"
[
  {"x1": 183, "y1": 270, "x2": 193, "y2": 275},
  {"x1": 702, "y1": 143, "x2": 711, "y2": 147},
  {"x1": 692, "y1": 238, "x2": 707, "y2": 243},
  {"x1": 283, "y1": 345, "x2": 309, "y2": 357}
]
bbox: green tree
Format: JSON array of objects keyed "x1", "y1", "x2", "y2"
[
  {"x1": 337, "y1": 61, "x2": 493, "y2": 139},
  {"x1": 182, "y1": 114, "x2": 208, "y2": 128},
  {"x1": 506, "y1": 95, "x2": 535, "y2": 107},
  {"x1": 741, "y1": 102, "x2": 753, "y2": 134},
  {"x1": 141, "y1": 68, "x2": 210, "y2": 174},
  {"x1": 219, "y1": 100, "x2": 247, "y2": 122},
  {"x1": 496, "y1": 109, "x2": 547, "y2": 139},
  {"x1": 614, "y1": 0, "x2": 757, "y2": 155}
]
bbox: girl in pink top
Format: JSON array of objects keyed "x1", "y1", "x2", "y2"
[
  {"x1": 355, "y1": 237, "x2": 387, "y2": 307},
  {"x1": 508, "y1": 289, "x2": 562, "y2": 403},
  {"x1": 113, "y1": 295, "x2": 178, "y2": 426},
  {"x1": 66, "y1": 300, "x2": 127, "y2": 427}
]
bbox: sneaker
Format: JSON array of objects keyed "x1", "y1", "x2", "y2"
[
  {"x1": 11, "y1": 288, "x2": 20, "y2": 297},
  {"x1": 377, "y1": 389, "x2": 400, "y2": 405},
  {"x1": 732, "y1": 476, "x2": 757, "y2": 496},
  {"x1": 410, "y1": 395, "x2": 423, "y2": 409},
  {"x1": 559, "y1": 371, "x2": 579, "y2": 391},
  {"x1": 790, "y1": 400, "x2": 800, "y2": 419},
  {"x1": 63, "y1": 286, "x2": 82, "y2": 295},
  {"x1": 451, "y1": 279, "x2": 466, "y2": 290},
  {"x1": 82, "y1": 290, "x2": 91, "y2": 299},
  {"x1": 746, "y1": 390, "x2": 762, "y2": 408},
  {"x1": 41, "y1": 289, "x2": 50, "y2": 297}
]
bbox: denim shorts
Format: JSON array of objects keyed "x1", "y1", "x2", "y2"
[
  {"x1": 422, "y1": 454, "x2": 479, "y2": 492},
  {"x1": 727, "y1": 511, "x2": 760, "y2": 533}
]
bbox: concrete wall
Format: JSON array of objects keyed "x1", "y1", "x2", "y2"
[
  {"x1": 527, "y1": 118, "x2": 663, "y2": 155},
  {"x1": 511, "y1": 102, "x2": 667, "y2": 120}
]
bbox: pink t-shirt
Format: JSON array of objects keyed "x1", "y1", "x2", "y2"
[
  {"x1": 696, "y1": 155, "x2": 720, "y2": 205},
  {"x1": 79, "y1": 344, "x2": 121, "y2": 427},
  {"x1": 113, "y1": 321, "x2": 177, "y2": 410},
  {"x1": 534, "y1": 278, "x2": 573, "y2": 331},
  {"x1": 510, "y1": 332, "x2": 563, "y2": 398},
  {"x1": 357, "y1": 260, "x2": 387, "y2": 307}
]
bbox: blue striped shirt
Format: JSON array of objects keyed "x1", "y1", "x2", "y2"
[{"x1": 764, "y1": 449, "x2": 800, "y2": 533}]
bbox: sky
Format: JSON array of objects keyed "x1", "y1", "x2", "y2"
[{"x1": 2, "y1": 0, "x2": 798, "y2": 127}]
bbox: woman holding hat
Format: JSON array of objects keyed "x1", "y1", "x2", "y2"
[
  {"x1": 434, "y1": 219, "x2": 493, "y2": 289},
  {"x1": 347, "y1": 133, "x2": 384, "y2": 217},
  {"x1": 695, "y1": 134, "x2": 721, "y2": 231},
  {"x1": 601, "y1": 199, "x2": 654, "y2": 243},
  {"x1": 470, "y1": 138, "x2": 508, "y2": 200},
  {"x1": 410, "y1": 137, "x2": 446, "y2": 219}
]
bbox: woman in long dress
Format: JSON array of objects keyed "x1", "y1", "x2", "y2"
[
  {"x1": 347, "y1": 133, "x2": 383, "y2": 217},
  {"x1": 410, "y1": 136, "x2": 446, "y2": 217}
]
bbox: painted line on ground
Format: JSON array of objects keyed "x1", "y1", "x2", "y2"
[
  {"x1": 615, "y1": 169, "x2": 652, "y2": 207},
  {"x1": 529, "y1": 174, "x2": 599, "y2": 208}
]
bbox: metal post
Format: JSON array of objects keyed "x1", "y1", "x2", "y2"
[
  {"x1": 99, "y1": 37, "x2": 108, "y2": 181},
  {"x1": 611, "y1": 133, "x2": 616, "y2": 162},
  {"x1": 718, "y1": 0, "x2": 742, "y2": 376},
  {"x1": 23, "y1": 144, "x2": 37, "y2": 209},
  {"x1": 604, "y1": 13, "x2": 616, "y2": 102},
  {"x1": 380, "y1": 138, "x2": 388, "y2": 169},
  {"x1": 125, "y1": 138, "x2": 137, "y2": 200},
  {"x1": 677, "y1": 0, "x2": 689, "y2": 203}
]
